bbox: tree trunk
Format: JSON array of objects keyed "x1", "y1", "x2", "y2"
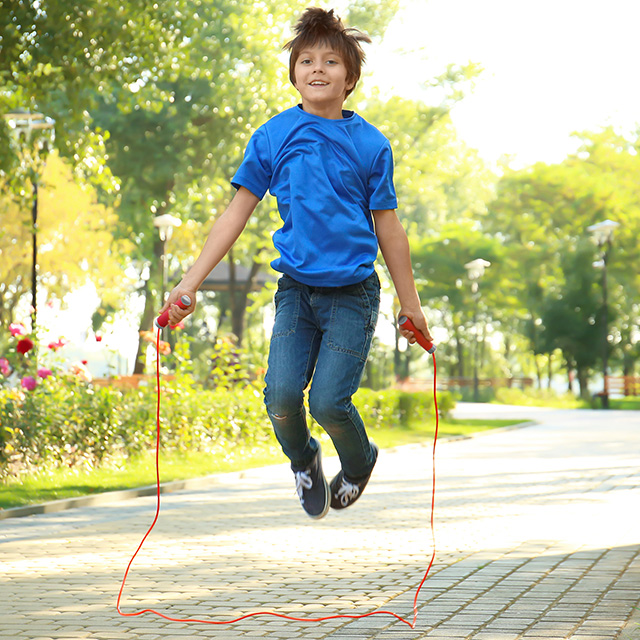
[
  {"x1": 226, "y1": 250, "x2": 263, "y2": 346},
  {"x1": 576, "y1": 367, "x2": 590, "y2": 400},
  {"x1": 565, "y1": 357, "x2": 574, "y2": 394},
  {"x1": 454, "y1": 325, "x2": 464, "y2": 378},
  {"x1": 133, "y1": 237, "x2": 164, "y2": 374},
  {"x1": 533, "y1": 355, "x2": 542, "y2": 389}
]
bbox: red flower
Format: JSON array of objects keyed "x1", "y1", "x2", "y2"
[
  {"x1": 95, "y1": 334, "x2": 103, "y2": 342},
  {"x1": 17, "y1": 338, "x2": 34, "y2": 355},
  {"x1": 48, "y1": 337, "x2": 69, "y2": 351}
]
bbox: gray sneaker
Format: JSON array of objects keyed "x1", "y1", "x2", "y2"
[
  {"x1": 292, "y1": 446, "x2": 330, "y2": 519},
  {"x1": 330, "y1": 442, "x2": 379, "y2": 510}
]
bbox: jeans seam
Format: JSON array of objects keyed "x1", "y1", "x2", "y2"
[{"x1": 272, "y1": 284, "x2": 300, "y2": 338}]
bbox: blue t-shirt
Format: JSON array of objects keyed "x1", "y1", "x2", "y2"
[{"x1": 231, "y1": 105, "x2": 397, "y2": 286}]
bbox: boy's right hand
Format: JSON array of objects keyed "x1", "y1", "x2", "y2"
[
  {"x1": 158, "y1": 285, "x2": 197, "y2": 326},
  {"x1": 398, "y1": 307, "x2": 433, "y2": 345}
]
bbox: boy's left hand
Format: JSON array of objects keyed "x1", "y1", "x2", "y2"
[{"x1": 398, "y1": 308, "x2": 433, "y2": 345}]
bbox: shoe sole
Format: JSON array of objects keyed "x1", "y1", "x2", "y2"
[{"x1": 307, "y1": 477, "x2": 330, "y2": 519}]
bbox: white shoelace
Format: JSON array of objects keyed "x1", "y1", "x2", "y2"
[
  {"x1": 294, "y1": 470, "x2": 313, "y2": 502},
  {"x1": 336, "y1": 478, "x2": 360, "y2": 507}
]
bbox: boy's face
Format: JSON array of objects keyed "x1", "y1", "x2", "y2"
[{"x1": 293, "y1": 44, "x2": 355, "y2": 118}]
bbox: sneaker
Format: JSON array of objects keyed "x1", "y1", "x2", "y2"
[
  {"x1": 292, "y1": 446, "x2": 330, "y2": 519},
  {"x1": 330, "y1": 442, "x2": 379, "y2": 510}
]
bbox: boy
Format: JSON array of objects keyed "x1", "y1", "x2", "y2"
[{"x1": 159, "y1": 7, "x2": 432, "y2": 520}]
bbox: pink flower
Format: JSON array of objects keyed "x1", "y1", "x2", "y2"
[
  {"x1": 170, "y1": 320, "x2": 185, "y2": 330},
  {"x1": 21, "y1": 376, "x2": 37, "y2": 391},
  {"x1": 37, "y1": 368, "x2": 53, "y2": 379},
  {"x1": 0, "y1": 358, "x2": 10, "y2": 376},
  {"x1": 47, "y1": 337, "x2": 69, "y2": 351},
  {"x1": 9, "y1": 323, "x2": 26, "y2": 337},
  {"x1": 9, "y1": 323, "x2": 27, "y2": 337},
  {"x1": 17, "y1": 338, "x2": 35, "y2": 355}
]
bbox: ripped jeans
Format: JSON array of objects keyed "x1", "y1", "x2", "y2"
[{"x1": 264, "y1": 272, "x2": 379, "y2": 480}]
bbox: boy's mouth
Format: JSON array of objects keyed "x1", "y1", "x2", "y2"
[{"x1": 309, "y1": 81, "x2": 329, "y2": 86}]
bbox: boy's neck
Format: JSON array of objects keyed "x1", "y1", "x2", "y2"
[{"x1": 300, "y1": 100, "x2": 346, "y2": 120}]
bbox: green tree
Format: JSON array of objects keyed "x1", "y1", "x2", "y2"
[
  {"x1": 0, "y1": 0, "x2": 209, "y2": 186},
  {"x1": 0, "y1": 152, "x2": 129, "y2": 327},
  {"x1": 538, "y1": 242, "x2": 603, "y2": 399},
  {"x1": 409, "y1": 222, "x2": 504, "y2": 382},
  {"x1": 486, "y1": 128, "x2": 640, "y2": 390}
]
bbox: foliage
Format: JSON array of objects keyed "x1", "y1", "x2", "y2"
[
  {"x1": 485, "y1": 127, "x2": 640, "y2": 392},
  {"x1": 0, "y1": 376, "x2": 454, "y2": 480},
  {"x1": 351, "y1": 387, "x2": 455, "y2": 426},
  {"x1": 0, "y1": 153, "x2": 131, "y2": 327},
  {"x1": 0, "y1": 327, "x2": 452, "y2": 479},
  {"x1": 494, "y1": 387, "x2": 587, "y2": 409},
  {"x1": 0, "y1": 0, "x2": 205, "y2": 186},
  {"x1": 608, "y1": 396, "x2": 640, "y2": 411}
]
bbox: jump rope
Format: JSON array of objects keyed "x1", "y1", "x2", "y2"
[{"x1": 117, "y1": 295, "x2": 438, "y2": 629}]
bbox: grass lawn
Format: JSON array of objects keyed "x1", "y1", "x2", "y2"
[{"x1": 0, "y1": 417, "x2": 524, "y2": 510}]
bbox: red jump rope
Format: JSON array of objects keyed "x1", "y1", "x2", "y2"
[{"x1": 117, "y1": 305, "x2": 438, "y2": 629}]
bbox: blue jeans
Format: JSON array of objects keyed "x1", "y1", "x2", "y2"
[{"x1": 264, "y1": 272, "x2": 380, "y2": 480}]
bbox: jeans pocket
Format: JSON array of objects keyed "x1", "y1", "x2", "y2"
[{"x1": 327, "y1": 275, "x2": 380, "y2": 361}]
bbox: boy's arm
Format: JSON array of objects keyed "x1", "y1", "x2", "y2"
[
  {"x1": 159, "y1": 187, "x2": 260, "y2": 326},
  {"x1": 372, "y1": 209, "x2": 433, "y2": 344}
]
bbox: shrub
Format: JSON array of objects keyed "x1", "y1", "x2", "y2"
[
  {"x1": 494, "y1": 387, "x2": 585, "y2": 408},
  {"x1": 353, "y1": 387, "x2": 454, "y2": 430},
  {"x1": 0, "y1": 326, "x2": 455, "y2": 479}
]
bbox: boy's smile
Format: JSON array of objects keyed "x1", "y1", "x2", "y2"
[{"x1": 293, "y1": 44, "x2": 355, "y2": 119}]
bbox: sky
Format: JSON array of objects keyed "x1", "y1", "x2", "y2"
[{"x1": 368, "y1": 0, "x2": 640, "y2": 168}]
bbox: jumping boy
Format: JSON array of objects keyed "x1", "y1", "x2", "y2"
[{"x1": 159, "y1": 7, "x2": 432, "y2": 520}]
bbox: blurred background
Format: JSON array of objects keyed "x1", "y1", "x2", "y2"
[{"x1": 1, "y1": 0, "x2": 639, "y2": 403}]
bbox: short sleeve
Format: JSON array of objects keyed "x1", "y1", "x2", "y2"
[
  {"x1": 231, "y1": 126, "x2": 272, "y2": 200},
  {"x1": 368, "y1": 141, "x2": 398, "y2": 211}
]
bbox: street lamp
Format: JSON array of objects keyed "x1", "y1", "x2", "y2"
[
  {"x1": 3, "y1": 109, "x2": 56, "y2": 332},
  {"x1": 587, "y1": 219, "x2": 620, "y2": 409},
  {"x1": 153, "y1": 213, "x2": 182, "y2": 304},
  {"x1": 465, "y1": 258, "x2": 491, "y2": 402}
]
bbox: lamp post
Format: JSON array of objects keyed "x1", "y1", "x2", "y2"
[
  {"x1": 465, "y1": 258, "x2": 491, "y2": 402},
  {"x1": 153, "y1": 213, "x2": 182, "y2": 305},
  {"x1": 3, "y1": 109, "x2": 55, "y2": 332},
  {"x1": 587, "y1": 219, "x2": 620, "y2": 409}
]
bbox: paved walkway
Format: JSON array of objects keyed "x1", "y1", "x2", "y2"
[{"x1": 1, "y1": 405, "x2": 639, "y2": 640}]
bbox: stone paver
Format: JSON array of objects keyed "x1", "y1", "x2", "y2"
[{"x1": 1, "y1": 404, "x2": 639, "y2": 639}]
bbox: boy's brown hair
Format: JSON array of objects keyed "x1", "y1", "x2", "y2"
[{"x1": 284, "y1": 7, "x2": 372, "y2": 98}]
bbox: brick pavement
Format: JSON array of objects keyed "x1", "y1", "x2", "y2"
[{"x1": 1, "y1": 405, "x2": 639, "y2": 640}]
